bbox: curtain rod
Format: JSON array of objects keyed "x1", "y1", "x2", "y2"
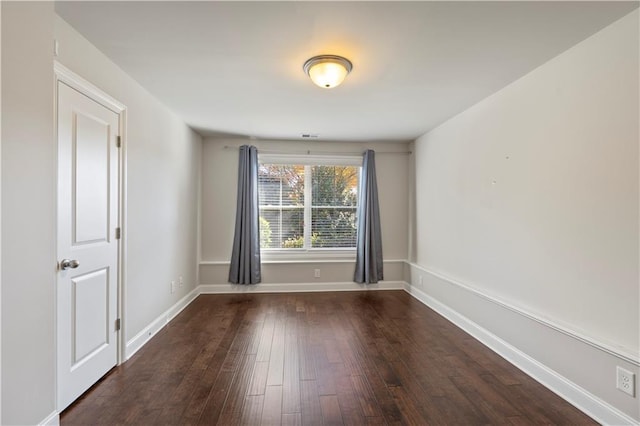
[{"x1": 223, "y1": 146, "x2": 412, "y2": 155}]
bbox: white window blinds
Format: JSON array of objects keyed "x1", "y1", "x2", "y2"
[{"x1": 258, "y1": 160, "x2": 359, "y2": 250}]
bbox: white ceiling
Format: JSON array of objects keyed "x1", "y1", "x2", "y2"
[{"x1": 55, "y1": 1, "x2": 638, "y2": 142}]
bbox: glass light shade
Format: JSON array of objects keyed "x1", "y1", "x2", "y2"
[
  {"x1": 303, "y1": 55, "x2": 353, "y2": 89},
  {"x1": 308, "y1": 62, "x2": 348, "y2": 88}
]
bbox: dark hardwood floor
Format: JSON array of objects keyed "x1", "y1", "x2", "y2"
[{"x1": 61, "y1": 291, "x2": 596, "y2": 425}]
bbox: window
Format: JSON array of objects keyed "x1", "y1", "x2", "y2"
[{"x1": 258, "y1": 155, "x2": 360, "y2": 252}]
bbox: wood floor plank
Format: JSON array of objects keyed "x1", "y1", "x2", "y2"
[
  {"x1": 183, "y1": 306, "x2": 248, "y2": 425},
  {"x1": 449, "y1": 372, "x2": 521, "y2": 424},
  {"x1": 298, "y1": 334, "x2": 317, "y2": 382},
  {"x1": 197, "y1": 306, "x2": 255, "y2": 425},
  {"x1": 350, "y1": 375, "x2": 383, "y2": 418},
  {"x1": 60, "y1": 292, "x2": 598, "y2": 426},
  {"x1": 300, "y1": 380, "x2": 323, "y2": 425},
  {"x1": 345, "y1": 336, "x2": 403, "y2": 424},
  {"x1": 333, "y1": 375, "x2": 366, "y2": 425},
  {"x1": 390, "y1": 359, "x2": 452, "y2": 424},
  {"x1": 217, "y1": 354, "x2": 257, "y2": 425},
  {"x1": 334, "y1": 335, "x2": 365, "y2": 377},
  {"x1": 479, "y1": 372, "x2": 557, "y2": 424},
  {"x1": 324, "y1": 338, "x2": 343, "y2": 364},
  {"x1": 282, "y1": 413, "x2": 302, "y2": 426},
  {"x1": 319, "y1": 395, "x2": 344, "y2": 426},
  {"x1": 261, "y1": 385, "x2": 283, "y2": 426},
  {"x1": 282, "y1": 330, "x2": 301, "y2": 414},
  {"x1": 313, "y1": 343, "x2": 337, "y2": 396},
  {"x1": 256, "y1": 314, "x2": 276, "y2": 362},
  {"x1": 247, "y1": 361, "x2": 269, "y2": 396},
  {"x1": 363, "y1": 416, "x2": 387, "y2": 425},
  {"x1": 156, "y1": 335, "x2": 224, "y2": 422},
  {"x1": 388, "y1": 385, "x2": 428, "y2": 425},
  {"x1": 266, "y1": 318, "x2": 286, "y2": 386},
  {"x1": 282, "y1": 412, "x2": 303, "y2": 426},
  {"x1": 240, "y1": 395, "x2": 264, "y2": 426}
]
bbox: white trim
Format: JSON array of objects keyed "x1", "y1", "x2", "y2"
[
  {"x1": 403, "y1": 283, "x2": 639, "y2": 426},
  {"x1": 303, "y1": 166, "x2": 312, "y2": 247},
  {"x1": 39, "y1": 411, "x2": 60, "y2": 426},
  {"x1": 195, "y1": 138, "x2": 202, "y2": 294},
  {"x1": 118, "y1": 104, "x2": 128, "y2": 366},
  {"x1": 54, "y1": 62, "x2": 125, "y2": 114},
  {"x1": 166, "y1": 289, "x2": 200, "y2": 323},
  {"x1": 255, "y1": 257, "x2": 355, "y2": 264},
  {"x1": 198, "y1": 281, "x2": 405, "y2": 294},
  {"x1": 0, "y1": 6, "x2": 3, "y2": 421},
  {"x1": 407, "y1": 262, "x2": 640, "y2": 366},
  {"x1": 125, "y1": 287, "x2": 199, "y2": 360},
  {"x1": 261, "y1": 248, "x2": 356, "y2": 262}
]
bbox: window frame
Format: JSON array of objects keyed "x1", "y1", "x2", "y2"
[{"x1": 258, "y1": 153, "x2": 362, "y2": 260}]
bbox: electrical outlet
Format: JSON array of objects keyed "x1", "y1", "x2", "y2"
[
  {"x1": 617, "y1": 367, "x2": 636, "y2": 397},
  {"x1": 314, "y1": 269, "x2": 320, "y2": 278},
  {"x1": 171, "y1": 280, "x2": 176, "y2": 294},
  {"x1": 179, "y1": 276, "x2": 184, "y2": 287}
]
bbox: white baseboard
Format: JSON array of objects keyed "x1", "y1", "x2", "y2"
[
  {"x1": 166, "y1": 287, "x2": 200, "y2": 323},
  {"x1": 125, "y1": 287, "x2": 199, "y2": 360},
  {"x1": 198, "y1": 280, "x2": 405, "y2": 294},
  {"x1": 403, "y1": 283, "x2": 639, "y2": 426},
  {"x1": 39, "y1": 410, "x2": 59, "y2": 426}
]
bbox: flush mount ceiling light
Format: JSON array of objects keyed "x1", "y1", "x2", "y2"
[{"x1": 303, "y1": 55, "x2": 353, "y2": 89}]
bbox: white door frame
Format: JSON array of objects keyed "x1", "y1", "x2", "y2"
[
  {"x1": 0, "y1": 4, "x2": 3, "y2": 422},
  {"x1": 54, "y1": 62, "x2": 127, "y2": 407}
]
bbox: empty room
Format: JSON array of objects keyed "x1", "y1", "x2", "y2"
[{"x1": 1, "y1": 1, "x2": 638, "y2": 425}]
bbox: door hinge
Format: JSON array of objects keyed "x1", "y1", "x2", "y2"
[
  {"x1": 115, "y1": 318, "x2": 121, "y2": 331},
  {"x1": 115, "y1": 227, "x2": 121, "y2": 240},
  {"x1": 116, "y1": 135, "x2": 122, "y2": 148}
]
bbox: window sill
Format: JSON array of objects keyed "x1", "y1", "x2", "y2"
[{"x1": 260, "y1": 249, "x2": 356, "y2": 263}]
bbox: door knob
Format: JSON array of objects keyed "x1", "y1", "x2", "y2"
[{"x1": 59, "y1": 259, "x2": 80, "y2": 270}]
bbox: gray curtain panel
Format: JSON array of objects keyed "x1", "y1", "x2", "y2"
[
  {"x1": 354, "y1": 149, "x2": 384, "y2": 283},
  {"x1": 229, "y1": 145, "x2": 262, "y2": 284}
]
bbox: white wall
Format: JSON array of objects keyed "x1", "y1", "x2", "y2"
[
  {"x1": 54, "y1": 16, "x2": 202, "y2": 345},
  {"x1": 200, "y1": 138, "x2": 409, "y2": 288},
  {"x1": 0, "y1": 10, "x2": 201, "y2": 423},
  {"x1": 1, "y1": 2, "x2": 56, "y2": 424},
  {"x1": 409, "y1": 10, "x2": 639, "y2": 421}
]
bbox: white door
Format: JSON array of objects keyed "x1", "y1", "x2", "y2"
[{"x1": 57, "y1": 81, "x2": 120, "y2": 411}]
